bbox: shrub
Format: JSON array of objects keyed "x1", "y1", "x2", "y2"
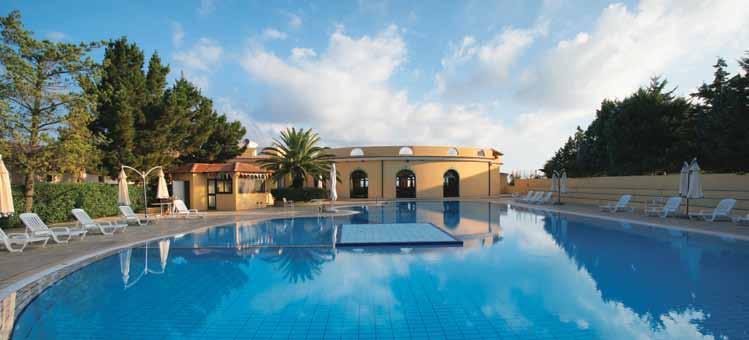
[
  {"x1": 271, "y1": 187, "x2": 327, "y2": 202},
  {"x1": 0, "y1": 183, "x2": 144, "y2": 229}
]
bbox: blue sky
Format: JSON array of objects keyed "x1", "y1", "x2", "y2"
[{"x1": 4, "y1": 0, "x2": 748, "y2": 172}]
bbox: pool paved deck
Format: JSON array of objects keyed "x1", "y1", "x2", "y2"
[
  {"x1": 1, "y1": 198, "x2": 747, "y2": 300},
  {"x1": 502, "y1": 198, "x2": 749, "y2": 240}
]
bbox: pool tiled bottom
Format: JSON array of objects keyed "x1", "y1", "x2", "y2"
[
  {"x1": 337, "y1": 223, "x2": 461, "y2": 247},
  {"x1": 18, "y1": 251, "x2": 597, "y2": 340}
]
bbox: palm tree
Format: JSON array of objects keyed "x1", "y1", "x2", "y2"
[{"x1": 259, "y1": 128, "x2": 332, "y2": 188}]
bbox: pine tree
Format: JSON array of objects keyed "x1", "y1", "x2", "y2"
[
  {"x1": 0, "y1": 11, "x2": 101, "y2": 210},
  {"x1": 90, "y1": 37, "x2": 147, "y2": 175}
]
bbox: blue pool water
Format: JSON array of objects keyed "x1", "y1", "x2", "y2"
[{"x1": 10, "y1": 202, "x2": 749, "y2": 339}]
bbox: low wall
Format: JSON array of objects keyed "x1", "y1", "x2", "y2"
[{"x1": 512, "y1": 174, "x2": 749, "y2": 213}]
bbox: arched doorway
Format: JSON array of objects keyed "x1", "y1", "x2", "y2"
[
  {"x1": 350, "y1": 170, "x2": 368, "y2": 198},
  {"x1": 395, "y1": 170, "x2": 416, "y2": 198},
  {"x1": 443, "y1": 170, "x2": 459, "y2": 197}
]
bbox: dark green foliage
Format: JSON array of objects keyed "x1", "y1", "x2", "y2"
[
  {"x1": 89, "y1": 37, "x2": 147, "y2": 175},
  {"x1": 91, "y1": 41, "x2": 246, "y2": 176},
  {"x1": 545, "y1": 52, "x2": 749, "y2": 177},
  {"x1": 691, "y1": 56, "x2": 749, "y2": 172},
  {"x1": 0, "y1": 183, "x2": 143, "y2": 229},
  {"x1": 270, "y1": 187, "x2": 327, "y2": 202}
]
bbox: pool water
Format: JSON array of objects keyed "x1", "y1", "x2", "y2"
[{"x1": 10, "y1": 202, "x2": 749, "y2": 339}]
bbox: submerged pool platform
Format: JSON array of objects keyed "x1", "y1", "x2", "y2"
[{"x1": 336, "y1": 223, "x2": 462, "y2": 247}]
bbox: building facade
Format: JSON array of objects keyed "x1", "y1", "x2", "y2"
[
  {"x1": 325, "y1": 146, "x2": 502, "y2": 200},
  {"x1": 170, "y1": 162, "x2": 273, "y2": 211}
]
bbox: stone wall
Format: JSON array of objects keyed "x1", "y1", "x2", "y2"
[{"x1": 510, "y1": 174, "x2": 749, "y2": 213}]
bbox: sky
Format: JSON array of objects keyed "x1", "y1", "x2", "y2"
[{"x1": 3, "y1": 0, "x2": 748, "y2": 173}]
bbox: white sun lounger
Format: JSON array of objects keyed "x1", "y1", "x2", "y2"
[
  {"x1": 173, "y1": 200, "x2": 207, "y2": 218},
  {"x1": 689, "y1": 199, "x2": 736, "y2": 222},
  {"x1": 119, "y1": 205, "x2": 154, "y2": 226},
  {"x1": 535, "y1": 192, "x2": 553, "y2": 205},
  {"x1": 20, "y1": 213, "x2": 87, "y2": 244},
  {"x1": 599, "y1": 195, "x2": 633, "y2": 212},
  {"x1": 0, "y1": 227, "x2": 49, "y2": 252},
  {"x1": 514, "y1": 191, "x2": 534, "y2": 202},
  {"x1": 733, "y1": 214, "x2": 749, "y2": 226},
  {"x1": 644, "y1": 196, "x2": 682, "y2": 218},
  {"x1": 520, "y1": 191, "x2": 542, "y2": 203},
  {"x1": 71, "y1": 209, "x2": 127, "y2": 235}
]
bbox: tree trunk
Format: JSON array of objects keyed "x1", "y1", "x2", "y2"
[{"x1": 23, "y1": 171, "x2": 34, "y2": 212}]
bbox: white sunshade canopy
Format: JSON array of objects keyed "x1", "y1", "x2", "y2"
[
  {"x1": 0, "y1": 155, "x2": 14, "y2": 217},
  {"x1": 156, "y1": 168, "x2": 169, "y2": 199},
  {"x1": 560, "y1": 171, "x2": 568, "y2": 193},
  {"x1": 687, "y1": 160, "x2": 704, "y2": 199},
  {"x1": 678, "y1": 162, "x2": 690, "y2": 197},
  {"x1": 117, "y1": 168, "x2": 130, "y2": 206},
  {"x1": 550, "y1": 172, "x2": 559, "y2": 192},
  {"x1": 329, "y1": 163, "x2": 338, "y2": 201}
]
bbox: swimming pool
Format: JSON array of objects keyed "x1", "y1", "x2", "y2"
[{"x1": 10, "y1": 202, "x2": 749, "y2": 339}]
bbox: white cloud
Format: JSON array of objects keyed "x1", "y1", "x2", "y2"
[
  {"x1": 287, "y1": 13, "x2": 302, "y2": 29},
  {"x1": 237, "y1": 0, "x2": 749, "y2": 172},
  {"x1": 240, "y1": 25, "x2": 517, "y2": 151},
  {"x1": 262, "y1": 28, "x2": 288, "y2": 41},
  {"x1": 171, "y1": 22, "x2": 184, "y2": 47},
  {"x1": 198, "y1": 0, "x2": 216, "y2": 15},
  {"x1": 172, "y1": 38, "x2": 223, "y2": 89},
  {"x1": 518, "y1": 0, "x2": 749, "y2": 114},
  {"x1": 290, "y1": 48, "x2": 316, "y2": 62},
  {"x1": 46, "y1": 31, "x2": 67, "y2": 41},
  {"x1": 436, "y1": 23, "x2": 546, "y2": 98}
]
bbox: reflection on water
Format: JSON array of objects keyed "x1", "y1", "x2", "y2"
[
  {"x1": 119, "y1": 239, "x2": 171, "y2": 289},
  {"x1": 9, "y1": 202, "x2": 749, "y2": 340}
]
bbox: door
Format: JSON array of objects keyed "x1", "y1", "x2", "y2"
[
  {"x1": 207, "y1": 179, "x2": 217, "y2": 210},
  {"x1": 396, "y1": 170, "x2": 416, "y2": 198},
  {"x1": 443, "y1": 170, "x2": 460, "y2": 198}
]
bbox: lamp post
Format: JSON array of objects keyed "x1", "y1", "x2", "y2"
[{"x1": 121, "y1": 165, "x2": 163, "y2": 219}]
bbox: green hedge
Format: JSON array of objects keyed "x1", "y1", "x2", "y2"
[
  {"x1": 271, "y1": 187, "x2": 327, "y2": 202},
  {"x1": 0, "y1": 183, "x2": 144, "y2": 229}
]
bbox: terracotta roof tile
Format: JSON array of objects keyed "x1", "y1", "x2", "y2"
[{"x1": 170, "y1": 162, "x2": 270, "y2": 174}]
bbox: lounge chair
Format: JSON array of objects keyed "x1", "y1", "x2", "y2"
[
  {"x1": 20, "y1": 213, "x2": 87, "y2": 244},
  {"x1": 0, "y1": 228, "x2": 49, "y2": 252},
  {"x1": 173, "y1": 200, "x2": 207, "y2": 218},
  {"x1": 599, "y1": 195, "x2": 634, "y2": 212},
  {"x1": 644, "y1": 196, "x2": 682, "y2": 218},
  {"x1": 71, "y1": 209, "x2": 126, "y2": 235},
  {"x1": 733, "y1": 214, "x2": 749, "y2": 226},
  {"x1": 536, "y1": 192, "x2": 553, "y2": 205},
  {"x1": 523, "y1": 191, "x2": 543, "y2": 203},
  {"x1": 119, "y1": 205, "x2": 154, "y2": 226},
  {"x1": 514, "y1": 191, "x2": 534, "y2": 202},
  {"x1": 689, "y1": 199, "x2": 736, "y2": 222}
]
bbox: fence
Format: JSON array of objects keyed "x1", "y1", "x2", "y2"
[{"x1": 510, "y1": 173, "x2": 749, "y2": 213}]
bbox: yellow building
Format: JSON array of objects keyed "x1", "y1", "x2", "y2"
[
  {"x1": 170, "y1": 162, "x2": 273, "y2": 211},
  {"x1": 325, "y1": 146, "x2": 503, "y2": 199},
  {"x1": 169, "y1": 144, "x2": 502, "y2": 210}
]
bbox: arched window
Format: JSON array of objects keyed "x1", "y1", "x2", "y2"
[
  {"x1": 477, "y1": 149, "x2": 486, "y2": 157},
  {"x1": 398, "y1": 147, "x2": 414, "y2": 156},
  {"x1": 350, "y1": 170, "x2": 368, "y2": 198},
  {"x1": 443, "y1": 170, "x2": 459, "y2": 197},
  {"x1": 447, "y1": 147, "x2": 458, "y2": 156},
  {"x1": 395, "y1": 169, "x2": 416, "y2": 198},
  {"x1": 350, "y1": 148, "x2": 364, "y2": 157}
]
